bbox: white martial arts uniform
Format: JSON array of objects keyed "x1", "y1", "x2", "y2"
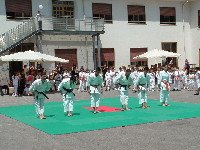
[
  {"x1": 105, "y1": 71, "x2": 112, "y2": 90},
  {"x1": 188, "y1": 73, "x2": 195, "y2": 90},
  {"x1": 159, "y1": 71, "x2": 170, "y2": 103},
  {"x1": 87, "y1": 73, "x2": 104, "y2": 107},
  {"x1": 195, "y1": 71, "x2": 200, "y2": 88},
  {"x1": 58, "y1": 78, "x2": 76, "y2": 112},
  {"x1": 113, "y1": 72, "x2": 133, "y2": 106},
  {"x1": 135, "y1": 72, "x2": 150, "y2": 104},
  {"x1": 79, "y1": 71, "x2": 86, "y2": 92},
  {"x1": 131, "y1": 71, "x2": 139, "y2": 90},
  {"x1": 29, "y1": 79, "x2": 51, "y2": 115},
  {"x1": 149, "y1": 72, "x2": 156, "y2": 91},
  {"x1": 180, "y1": 70, "x2": 187, "y2": 88},
  {"x1": 173, "y1": 70, "x2": 181, "y2": 90},
  {"x1": 168, "y1": 71, "x2": 173, "y2": 84}
]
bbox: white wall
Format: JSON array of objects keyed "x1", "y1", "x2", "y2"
[
  {"x1": 0, "y1": 0, "x2": 52, "y2": 35},
  {"x1": 190, "y1": 1, "x2": 200, "y2": 66},
  {"x1": 84, "y1": 0, "x2": 192, "y2": 69}
]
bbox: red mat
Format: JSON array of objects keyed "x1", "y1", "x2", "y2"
[{"x1": 83, "y1": 106, "x2": 122, "y2": 112}]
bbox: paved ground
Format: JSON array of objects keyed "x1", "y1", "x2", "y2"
[{"x1": 0, "y1": 88, "x2": 200, "y2": 150}]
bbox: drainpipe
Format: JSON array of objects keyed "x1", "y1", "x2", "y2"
[
  {"x1": 82, "y1": 0, "x2": 85, "y2": 19},
  {"x1": 182, "y1": 0, "x2": 189, "y2": 60}
]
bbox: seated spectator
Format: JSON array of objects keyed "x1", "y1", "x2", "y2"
[{"x1": 23, "y1": 84, "x2": 32, "y2": 96}]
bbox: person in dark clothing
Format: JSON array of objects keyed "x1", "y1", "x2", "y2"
[{"x1": 18, "y1": 70, "x2": 26, "y2": 96}]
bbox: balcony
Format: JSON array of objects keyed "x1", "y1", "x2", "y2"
[{"x1": 39, "y1": 17, "x2": 105, "y2": 35}]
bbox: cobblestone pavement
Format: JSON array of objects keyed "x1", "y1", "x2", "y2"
[{"x1": 0, "y1": 88, "x2": 200, "y2": 150}]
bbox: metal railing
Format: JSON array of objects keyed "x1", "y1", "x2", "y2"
[
  {"x1": 0, "y1": 17, "x2": 104, "y2": 55},
  {"x1": 0, "y1": 18, "x2": 37, "y2": 54},
  {"x1": 42, "y1": 17, "x2": 104, "y2": 32}
]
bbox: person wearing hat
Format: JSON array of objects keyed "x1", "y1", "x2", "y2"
[
  {"x1": 113, "y1": 69, "x2": 133, "y2": 111},
  {"x1": 29, "y1": 73, "x2": 51, "y2": 119},
  {"x1": 58, "y1": 76, "x2": 77, "y2": 117},
  {"x1": 87, "y1": 67, "x2": 103, "y2": 114},
  {"x1": 158, "y1": 66, "x2": 170, "y2": 106},
  {"x1": 135, "y1": 67, "x2": 150, "y2": 109}
]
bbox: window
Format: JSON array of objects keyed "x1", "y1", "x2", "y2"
[
  {"x1": 198, "y1": 10, "x2": 200, "y2": 28},
  {"x1": 92, "y1": 3, "x2": 112, "y2": 23},
  {"x1": 52, "y1": 1, "x2": 74, "y2": 18},
  {"x1": 5, "y1": 0, "x2": 32, "y2": 19},
  {"x1": 55, "y1": 49, "x2": 77, "y2": 70},
  {"x1": 128, "y1": 5, "x2": 146, "y2": 24},
  {"x1": 130, "y1": 48, "x2": 148, "y2": 67},
  {"x1": 96, "y1": 48, "x2": 115, "y2": 68},
  {"x1": 160, "y1": 7, "x2": 176, "y2": 25},
  {"x1": 162, "y1": 42, "x2": 177, "y2": 66}
]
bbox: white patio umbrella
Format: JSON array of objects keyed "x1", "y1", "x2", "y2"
[
  {"x1": 0, "y1": 50, "x2": 69, "y2": 63},
  {"x1": 133, "y1": 49, "x2": 181, "y2": 59}
]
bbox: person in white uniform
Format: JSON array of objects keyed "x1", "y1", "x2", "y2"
[
  {"x1": 149, "y1": 68, "x2": 156, "y2": 91},
  {"x1": 158, "y1": 66, "x2": 170, "y2": 106},
  {"x1": 194, "y1": 68, "x2": 200, "y2": 95},
  {"x1": 12, "y1": 72, "x2": 20, "y2": 97},
  {"x1": 105, "y1": 69, "x2": 112, "y2": 91},
  {"x1": 135, "y1": 67, "x2": 150, "y2": 109},
  {"x1": 113, "y1": 69, "x2": 133, "y2": 111},
  {"x1": 180, "y1": 68, "x2": 187, "y2": 89},
  {"x1": 78, "y1": 69, "x2": 86, "y2": 92},
  {"x1": 58, "y1": 76, "x2": 77, "y2": 117},
  {"x1": 187, "y1": 71, "x2": 195, "y2": 91},
  {"x1": 87, "y1": 67, "x2": 104, "y2": 114},
  {"x1": 29, "y1": 73, "x2": 51, "y2": 119},
  {"x1": 173, "y1": 68, "x2": 181, "y2": 91}
]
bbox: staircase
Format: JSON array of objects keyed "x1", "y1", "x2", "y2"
[
  {"x1": 0, "y1": 17, "x2": 105, "y2": 55},
  {"x1": 0, "y1": 18, "x2": 38, "y2": 55}
]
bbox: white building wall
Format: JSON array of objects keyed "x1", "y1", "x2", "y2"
[
  {"x1": 190, "y1": 1, "x2": 200, "y2": 66},
  {"x1": 84, "y1": 0, "x2": 192, "y2": 69}
]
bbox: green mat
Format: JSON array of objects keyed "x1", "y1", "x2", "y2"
[{"x1": 0, "y1": 97, "x2": 200, "y2": 135}]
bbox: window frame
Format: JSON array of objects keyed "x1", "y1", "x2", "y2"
[
  {"x1": 160, "y1": 7, "x2": 176, "y2": 25},
  {"x1": 127, "y1": 5, "x2": 146, "y2": 24},
  {"x1": 92, "y1": 3, "x2": 113, "y2": 24}
]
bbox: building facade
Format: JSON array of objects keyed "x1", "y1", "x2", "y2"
[{"x1": 0, "y1": 0, "x2": 200, "y2": 79}]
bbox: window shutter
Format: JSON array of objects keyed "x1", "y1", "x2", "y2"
[
  {"x1": 93, "y1": 3, "x2": 112, "y2": 15},
  {"x1": 5, "y1": 0, "x2": 32, "y2": 14},
  {"x1": 130, "y1": 48, "x2": 147, "y2": 62},
  {"x1": 128, "y1": 5, "x2": 145, "y2": 15},
  {"x1": 160, "y1": 7, "x2": 175, "y2": 16}
]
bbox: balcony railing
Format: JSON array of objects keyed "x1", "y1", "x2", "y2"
[
  {"x1": 0, "y1": 17, "x2": 104, "y2": 55},
  {"x1": 41, "y1": 17, "x2": 104, "y2": 32},
  {"x1": 0, "y1": 18, "x2": 37, "y2": 54}
]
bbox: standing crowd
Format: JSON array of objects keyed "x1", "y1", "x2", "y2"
[{"x1": 26, "y1": 63, "x2": 200, "y2": 119}]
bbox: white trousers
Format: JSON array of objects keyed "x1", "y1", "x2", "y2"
[
  {"x1": 90, "y1": 93, "x2": 100, "y2": 107},
  {"x1": 62, "y1": 93, "x2": 74, "y2": 112},
  {"x1": 13, "y1": 85, "x2": 18, "y2": 94},
  {"x1": 34, "y1": 97, "x2": 45, "y2": 115},
  {"x1": 174, "y1": 80, "x2": 180, "y2": 90},
  {"x1": 160, "y1": 90, "x2": 169, "y2": 102},
  {"x1": 188, "y1": 80, "x2": 195, "y2": 90},
  {"x1": 79, "y1": 80, "x2": 85, "y2": 91},
  {"x1": 149, "y1": 79, "x2": 155, "y2": 90},
  {"x1": 119, "y1": 90, "x2": 129, "y2": 105},
  {"x1": 138, "y1": 90, "x2": 148, "y2": 104}
]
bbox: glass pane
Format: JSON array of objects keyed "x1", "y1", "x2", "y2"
[{"x1": 133, "y1": 15, "x2": 139, "y2": 21}]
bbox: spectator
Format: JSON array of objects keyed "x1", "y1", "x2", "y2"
[
  {"x1": 185, "y1": 59, "x2": 190, "y2": 75},
  {"x1": 12, "y1": 72, "x2": 20, "y2": 97},
  {"x1": 36, "y1": 11, "x2": 42, "y2": 30}
]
